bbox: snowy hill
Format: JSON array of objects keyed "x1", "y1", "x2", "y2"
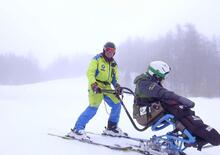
[{"x1": 0, "y1": 77, "x2": 219, "y2": 155}]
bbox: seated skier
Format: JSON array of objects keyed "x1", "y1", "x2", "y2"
[{"x1": 133, "y1": 60, "x2": 220, "y2": 150}]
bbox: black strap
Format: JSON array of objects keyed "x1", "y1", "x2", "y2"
[
  {"x1": 102, "y1": 87, "x2": 149, "y2": 131},
  {"x1": 96, "y1": 79, "x2": 110, "y2": 85}
]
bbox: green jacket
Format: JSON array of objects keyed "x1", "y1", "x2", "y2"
[{"x1": 87, "y1": 53, "x2": 119, "y2": 88}]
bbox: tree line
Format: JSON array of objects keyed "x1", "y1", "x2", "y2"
[
  {"x1": 116, "y1": 24, "x2": 220, "y2": 97},
  {"x1": 0, "y1": 54, "x2": 42, "y2": 84},
  {"x1": 0, "y1": 53, "x2": 91, "y2": 85},
  {"x1": 0, "y1": 23, "x2": 219, "y2": 97}
]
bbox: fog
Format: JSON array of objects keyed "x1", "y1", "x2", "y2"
[
  {"x1": 0, "y1": 0, "x2": 220, "y2": 97},
  {"x1": 1, "y1": 0, "x2": 220, "y2": 66},
  {"x1": 117, "y1": 24, "x2": 220, "y2": 97}
]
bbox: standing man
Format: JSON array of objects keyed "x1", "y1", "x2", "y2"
[{"x1": 67, "y1": 42, "x2": 127, "y2": 139}]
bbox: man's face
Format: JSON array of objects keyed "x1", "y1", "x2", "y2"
[{"x1": 104, "y1": 47, "x2": 115, "y2": 59}]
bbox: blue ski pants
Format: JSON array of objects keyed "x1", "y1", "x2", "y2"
[{"x1": 74, "y1": 95, "x2": 121, "y2": 131}]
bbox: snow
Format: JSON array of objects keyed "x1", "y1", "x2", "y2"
[{"x1": 0, "y1": 77, "x2": 219, "y2": 155}]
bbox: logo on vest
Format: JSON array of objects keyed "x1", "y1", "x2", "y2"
[{"x1": 101, "y1": 64, "x2": 105, "y2": 71}]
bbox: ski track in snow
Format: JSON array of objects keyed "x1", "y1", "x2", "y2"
[{"x1": 0, "y1": 77, "x2": 219, "y2": 155}]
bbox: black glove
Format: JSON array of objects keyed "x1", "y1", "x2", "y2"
[
  {"x1": 115, "y1": 83, "x2": 122, "y2": 95},
  {"x1": 91, "y1": 82, "x2": 102, "y2": 94},
  {"x1": 177, "y1": 96, "x2": 195, "y2": 108}
]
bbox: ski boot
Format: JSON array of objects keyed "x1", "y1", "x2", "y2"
[
  {"x1": 66, "y1": 129, "x2": 90, "y2": 140},
  {"x1": 102, "y1": 121, "x2": 128, "y2": 137}
]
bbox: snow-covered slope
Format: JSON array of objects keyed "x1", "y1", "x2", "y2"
[{"x1": 0, "y1": 77, "x2": 219, "y2": 155}]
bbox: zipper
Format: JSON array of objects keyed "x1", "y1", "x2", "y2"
[{"x1": 107, "y1": 61, "x2": 111, "y2": 82}]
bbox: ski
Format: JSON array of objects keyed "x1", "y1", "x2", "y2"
[
  {"x1": 86, "y1": 131, "x2": 149, "y2": 142},
  {"x1": 85, "y1": 132, "x2": 186, "y2": 155},
  {"x1": 202, "y1": 144, "x2": 215, "y2": 149},
  {"x1": 48, "y1": 133, "x2": 150, "y2": 154}
]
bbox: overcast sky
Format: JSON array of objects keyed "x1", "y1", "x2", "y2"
[{"x1": 0, "y1": 0, "x2": 220, "y2": 67}]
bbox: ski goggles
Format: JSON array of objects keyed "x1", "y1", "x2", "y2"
[{"x1": 104, "y1": 47, "x2": 116, "y2": 53}]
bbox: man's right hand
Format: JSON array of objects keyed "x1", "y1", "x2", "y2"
[
  {"x1": 91, "y1": 82, "x2": 102, "y2": 94},
  {"x1": 115, "y1": 83, "x2": 122, "y2": 95}
]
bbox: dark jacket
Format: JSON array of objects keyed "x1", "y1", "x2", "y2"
[
  {"x1": 134, "y1": 73, "x2": 220, "y2": 147},
  {"x1": 134, "y1": 73, "x2": 195, "y2": 119}
]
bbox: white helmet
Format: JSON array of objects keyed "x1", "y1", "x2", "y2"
[{"x1": 148, "y1": 61, "x2": 170, "y2": 79}]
